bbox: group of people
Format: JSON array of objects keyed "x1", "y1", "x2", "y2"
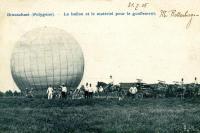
[
  {"x1": 47, "y1": 84, "x2": 67, "y2": 100},
  {"x1": 24, "y1": 75, "x2": 114, "y2": 100},
  {"x1": 83, "y1": 75, "x2": 115, "y2": 99},
  {"x1": 23, "y1": 75, "x2": 200, "y2": 101},
  {"x1": 83, "y1": 83, "x2": 95, "y2": 99}
]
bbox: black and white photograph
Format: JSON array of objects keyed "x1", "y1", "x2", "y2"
[{"x1": 0, "y1": 0, "x2": 200, "y2": 132}]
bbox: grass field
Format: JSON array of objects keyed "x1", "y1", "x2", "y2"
[{"x1": 0, "y1": 97, "x2": 200, "y2": 133}]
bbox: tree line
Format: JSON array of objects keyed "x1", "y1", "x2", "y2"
[{"x1": 0, "y1": 90, "x2": 21, "y2": 97}]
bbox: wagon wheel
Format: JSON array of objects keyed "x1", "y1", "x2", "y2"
[
  {"x1": 118, "y1": 89, "x2": 126, "y2": 99},
  {"x1": 136, "y1": 92, "x2": 143, "y2": 100}
]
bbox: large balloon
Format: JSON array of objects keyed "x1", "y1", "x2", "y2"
[{"x1": 10, "y1": 27, "x2": 84, "y2": 95}]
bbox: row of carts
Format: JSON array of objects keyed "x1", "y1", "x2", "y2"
[{"x1": 119, "y1": 80, "x2": 200, "y2": 99}]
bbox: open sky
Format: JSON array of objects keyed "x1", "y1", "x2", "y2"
[{"x1": 0, "y1": 0, "x2": 200, "y2": 92}]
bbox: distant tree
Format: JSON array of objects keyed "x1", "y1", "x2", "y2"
[
  {"x1": 13, "y1": 91, "x2": 21, "y2": 96},
  {"x1": 0, "y1": 91, "x2": 4, "y2": 97},
  {"x1": 4, "y1": 90, "x2": 13, "y2": 97}
]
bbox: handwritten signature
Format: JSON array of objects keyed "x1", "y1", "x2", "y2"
[{"x1": 160, "y1": 10, "x2": 199, "y2": 29}]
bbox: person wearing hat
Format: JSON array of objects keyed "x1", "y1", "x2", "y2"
[
  {"x1": 84, "y1": 83, "x2": 89, "y2": 99},
  {"x1": 47, "y1": 85, "x2": 53, "y2": 100},
  {"x1": 88, "y1": 83, "x2": 94, "y2": 98},
  {"x1": 194, "y1": 77, "x2": 199, "y2": 96},
  {"x1": 108, "y1": 75, "x2": 114, "y2": 85},
  {"x1": 129, "y1": 86, "x2": 138, "y2": 98},
  {"x1": 61, "y1": 83, "x2": 67, "y2": 99},
  {"x1": 107, "y1": 75, "x2": 114, "y2": 91}
]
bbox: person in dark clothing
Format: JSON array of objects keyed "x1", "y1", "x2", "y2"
[{"x1": 84, "y1": 83, "x2": 89, "y2": 99}]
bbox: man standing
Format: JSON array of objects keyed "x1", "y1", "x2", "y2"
[
  {"x1": 107, "y1": 75, "x2": 114, "y2": 91},
  {"x1": 194, "y1": 77, "x2": 198, "y2": 84},
  {"x1": 194, "y1": 77, "x2": 199, "y2": 96},
  {"x1": 108, "y1": 75, "x2": 114, "y2": 85},
  {"x1": 61, "y1": 84, "x2": 67, "y2": 98},
  {"x1": 47, "y1": 85, "x2": 53, "y2": 100},
  {"x1": 84, "y1": 83, "x2": 89, "y2": 99},
  {"x1": 88, "y1": 83, "x2": 93, "y2": 98},
  {"x1": 129, "y1": 86, "x2": 138, "y2": 98},
  {"x1": 180, "y1": 78, "x2": 186, "y2": 99}
]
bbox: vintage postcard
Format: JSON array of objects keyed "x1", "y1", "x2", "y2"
[{"x1": 0, "y1": 0, "x2": 200, "y2": 132}]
